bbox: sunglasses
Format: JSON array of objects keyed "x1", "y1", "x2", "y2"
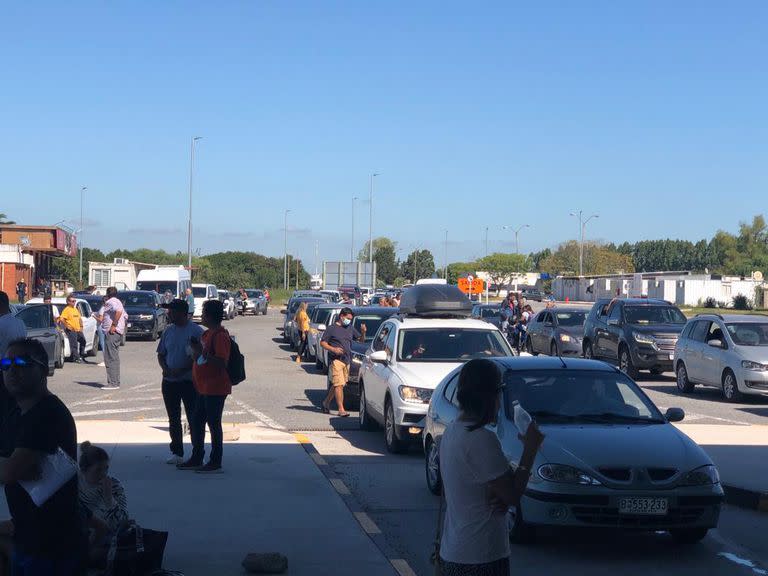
[{"x1": 0, "y1": 356, "x2": 48, "y2": 371}]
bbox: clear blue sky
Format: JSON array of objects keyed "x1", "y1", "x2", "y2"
[{"x1": 2, "y1": 1, "x2": 766, "y2": 269}]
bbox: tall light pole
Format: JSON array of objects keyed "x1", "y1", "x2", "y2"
[
  {"x1": 369, "y1": 173, "x2": 379, "y2": 265},
  {"x1": 351, "y1": 196, "x2": 359, "y2": 262},
  {"x1": 484, "y1": 226, "x2": 489, "y2": 257},
  {"x1": 502, "y1": 224, "x2": 530, "y2": 255},
  {"x1": 187, "y1": 136, "x2": 202, "y2": 270},
  {"x1": 79, "y1": 186, "x2": 86, "y2": 286},
  {"x1": 314, "y1": 239, "x2": 319, "y2": 276},
  {"x1": 570, "y1": 210, "x2": 599, "y2": 276},
  {"x1": 443, "y1": 230, "x2": 448, "y2": 280},
  {"x1": 283, "y1": 209, "x2": 291, "y2": 289}
]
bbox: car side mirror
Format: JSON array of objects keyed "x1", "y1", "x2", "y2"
[
  {"x1": 608, "y1": 318, "x2": 621, "y2": 327},
  {"x1": 544, "y1": 322, "x2": 554, "y2": 327},
  {"x1": 665, "y1": 407, "x2": 685, "y2": 423},
  {"x1": 280, "y1": 309, "x2": 287, "y2": 315},
  {"x1": 317, "y1": 324, "x2": 327, "y2": 331},
  {"x1": 369, "y1": 350, "x2": 388, "y2": 364},
  {"x1": 707, "y1": 339, "x2": 724, "y2": 349}
]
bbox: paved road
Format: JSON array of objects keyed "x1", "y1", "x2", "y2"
[{"x1": 48, "y1": 311, "x2": 768, "y2": 576}]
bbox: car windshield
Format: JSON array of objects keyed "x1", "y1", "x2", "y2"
[
  {"x1": 726, "y1": 323, "x2": 768, "y2": 346},
  {"x1": 398, "y1": 328, "x2": 511, "y2": 362},
  {"x1": 136, "y1": 281, "x2": 177, "y2": 294},
  {"x1": 353, "y1": 315, "x2": 388, "y2": 342},
  {"x1": 480, "y1": 307, "x2": 500, "y2": 318},
  {"x1": 290, "y1": 299, "x2": 322, "y2": 313},
  {"x1": 556, "y1": 311, "x2": 587, "y2": 327},
  {"x1": 192, "y1": 287, "x2": 207, "y2": 297},
  {"x1": 119, "y1": 293, "x2": 155, "y2": 307},
  {"x1": 245, "y1": 290, "x2": 262, "y2": 298},
  {"x1": 624, "y1": 306, "x2": 686, "y2": 325},
  {"x1": 313, "y1": 308, "x2": 335, "y2": 325},
  {"x1": 503, "y1": 369, "x2": 664, "y2": 424}
]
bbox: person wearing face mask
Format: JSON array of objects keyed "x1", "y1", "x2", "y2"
[{"x1": 319, "y1": 308, "x2": 366, "y2": 417}]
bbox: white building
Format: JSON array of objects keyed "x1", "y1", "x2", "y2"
[
  {"x1": 552, "y1": 271, "x2": 765, "y2": 307},
  {"x1": 88, "y1": 259, "x2": 159, "y2": 294},
  {"x1": 475, "y1": 271, "x2": 541, "y2": 295}
]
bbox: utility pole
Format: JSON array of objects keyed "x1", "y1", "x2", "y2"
[
  {"x1": 314, "y1": 240, "x2": 319, "y2": 276},
  {"x1": 283, "y1": 209, "x2": 291, "y2": 289},
  {"x1": 79, "y1": 186, "x2": 86, "y2": 286},
  {"x1": 443, "y1": 230, "x2": 448, "y2": 280},
  {"x1": 187, "y1": 136, "x2": 202, "y2": 270},
  {"x1": 570, "y1": 210, "x2": 599, "y2": 276},
  {"x1": 369, "y1": 173, "x2": 379, "y2": 266},
  {"x1": 351, "y1": 196, "x2": 358, "y2": 262},
  {"x1": 484, "y1": 226, "x2": 489, "y2": 258}
]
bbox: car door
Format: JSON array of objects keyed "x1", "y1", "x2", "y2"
[
  {"x1": 685, "y1": 320, "x2": 709, "y2": 383},
  {"x1": 541, "y1": 312, "x2": 556, "y2": 352},
  {"x1": 604, "y1": 302, "x2": 624, "y2": 360},
  {"x1": 77, "y1": 301, "x2": 96, "y2": 351},
  {"x1": 16, "y1": 305, "x2": 57, "y2": 368},
  {"x1": 700, "y1": 321, "x2": 726, "y2": 386},
  {"x1": 593, "y1": 302, "x2": 611, "y2": 357},
  {"x1": 365, "y1": 322, "x2": 394, "y2": 419}
]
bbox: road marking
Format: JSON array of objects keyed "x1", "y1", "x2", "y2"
[
  {"x1": 330, "y1": 478, "x2": 350, "y2": 495},
  {"x1": 82, "y1": 399, "x2": 122, "y2": 405},
  {"x1": 353, "y1": 511, "x2": 381, "y2": 534},
  {"x1": 71, "y1": 407, "x2": 152, "y2": 417},
  {"x1": 231, "y1": 398, "x2": 286, "y2": 430},
  {"x1": 310, "y1": 453, "x2": 328, "y2": 466},
  {"x1": 294, "y1": 433, "x2": 311, "y2": 444},
  {"x1": 718, "y1": 552, "x2": 767, "y2": 575},
  {"x1": 390, "y1": 559, "x2": 417, "y2": 576}
]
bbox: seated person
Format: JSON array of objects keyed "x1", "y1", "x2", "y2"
[{"x1": 78, "y1": 441, "x2": 129, "y2": 567}]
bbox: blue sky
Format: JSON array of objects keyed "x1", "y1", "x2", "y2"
[{"x1": 2, "y1": 1, "x2": 766, "y2": 269}]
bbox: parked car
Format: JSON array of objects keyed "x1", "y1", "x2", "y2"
[
  {"x1": 674, "y1": 314, "x2": 768, "y2": 402},
  {"x1": 14, "y1": 304, "x2": 65, "y2": 375},
  {"x1": 526, "y1": 306, "x2": 588, "y2": 357},
  {"x1": 191, "y1": 284, "x2": 218, "y2": 322},
  {"x1": 282, "y1": 297, "x2": 325, "y2": 344},
  {"x1": 358, "y1": 284, "x2": 514, "y2": 453},
  {"x1": 423, "y1": 356, "x2": 723, "y2": 544},
  {"x1": 239, "y1": 289, "x2": 268, "y2": 316},
  {"x1": 521, "y1": 287, "x2": 544, "y2": 302},
  {"x1": 27, "y1": 297, "x2": 99, "y2": 358},
  {"x1": 136, "y1": 266, "x2": 192, "y2": 299},
  {"x1": 116, "y1": 290, "x2": 168, "y2": 340},
  {"x1": 310, "y1": 304, "x2": 344, "y2": 368},
  {"x1": 10, "y1": 303, "x2": 26, "y2": 314},
  {"x1": 471, "y1": 303, "x2": 502, "y2": 328},
  {"x1": 319, "y1": 290, "x2": 342, "y2": 303},
  {"x1": 218, "y1": 290, "x2": 237, "y2": 320},
  {"x1": 582, "y1": 298, "x2": 687, "y2": 378}
]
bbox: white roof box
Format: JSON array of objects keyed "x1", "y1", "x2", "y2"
[{"x1": 399, "y1": 284, "x2": 473, "y2": 318}]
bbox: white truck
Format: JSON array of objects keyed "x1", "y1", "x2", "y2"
[{"x1": 136, "y1": 267, "x2": 192, "y2": 299}]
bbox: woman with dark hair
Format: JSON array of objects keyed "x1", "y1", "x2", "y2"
[{"x1": 438, "y1": 359, "x2": 528, "y2": 576}]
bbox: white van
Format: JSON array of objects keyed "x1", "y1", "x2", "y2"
[
  {"x1": 192, "y1": 283, "x2": 218, "y2": 321},
  {"x1": 415, "y1": 278, "x2": 447, "y2": 285},
  {"x1": 136, "y1": 266, "x2": 191, "y2": 299}
]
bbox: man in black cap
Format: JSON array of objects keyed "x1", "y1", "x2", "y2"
[{"x1": 156, "y1": 299, "x2": 204, "y2": 465}]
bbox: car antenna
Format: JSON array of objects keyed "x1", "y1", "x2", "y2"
[{"x1": 557, "y1": 349, "x2": 567, "y2": 369}]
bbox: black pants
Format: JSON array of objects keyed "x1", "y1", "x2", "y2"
[
  {"x1": 161, "y1": 378, "x2": 198, "y2": 457},
  {"x1": 297, "y1": 331, "x2": 309, "y2": 360},
  {"x1": 65, "y1": 329, "x2": 87, "y2": 359},
  {"x1": 190, "y1": 394, "x2": 227, "y2": 466}
]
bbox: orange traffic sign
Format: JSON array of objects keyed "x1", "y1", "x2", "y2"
[{"x1": 458, "y1": 277, "x2": 484, "y2": 295}]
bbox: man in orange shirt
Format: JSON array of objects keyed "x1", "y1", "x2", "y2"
[
  {"x1": 178, "y1": 299, "x2": 231, "y2": 474},
  {"x1": 58, "y1": 296, "x2": 87, "y2": 363}
]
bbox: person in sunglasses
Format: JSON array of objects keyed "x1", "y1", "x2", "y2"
[{"x1": 0, "y1": 338, "x2": 84, "y2": 575}]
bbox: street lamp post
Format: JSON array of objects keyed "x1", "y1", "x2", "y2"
[
  {"x1": 502, "y1": 224, "x2": 530, "y2": 255},
  {"x1": 484, "y1": 226, "x2": 489, "y2": 257},
  {"x1": 443, "y1": 230, "x2": 448, "y2": 280},
  {"x1": 284, "y1": 209, "x2": 291, "y2": 290},
  {"x1": 187, "y1": 136, "x2": 203, "y2": 271},
  {"x1": 351, "y1": 196, "x2": 359, "y2": 262},
  {"x1": 570, "y1": 210, "x2": 599, "y2": 276},
  {"x1": 79, "y1": 186, "x2": 86, "y2": 286},
  {"x1": 369, "y1": 173, "x2": 379, "y2": 265}
]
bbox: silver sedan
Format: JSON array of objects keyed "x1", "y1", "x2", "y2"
[{"x1": 423, "y1": 356, "x2": 723, "y2": 544}]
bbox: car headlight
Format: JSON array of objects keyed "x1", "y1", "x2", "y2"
[
  {"x1": 138, "y1": 314, "x2": 153, "y2": 320},
  {"x1": 538, "y1": 464, "x2": 601, "y2": 485},
  {"x1": 742, "y1": 360, "x2": 768, "y2": 371},
  {"x1": 398, "y1": 385, "x2": 433, "y2": 404},
  {"x1": 559, "y1": 334, "x2": 572, "y2": 342},
  {"x1": 633, "y1": 331, "x2": 655, "y2": 345},
  {"x1": 680, "y1": 465, "x2": 720, "y2": 486}
]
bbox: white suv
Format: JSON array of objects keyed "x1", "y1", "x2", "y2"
[
  {"x1": 191, "y1": 284, "x2": 218, "y2": 322},
  {"x1": 674, "y1": 314, "x2": 768, "y2": 402},
  {"x1": 358, "y1": 285, "x2": 514, "y2": 453}
]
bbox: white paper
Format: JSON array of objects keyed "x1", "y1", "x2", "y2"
[
  {"x1": 19, "y1": 448, "x2": 78, "y2": 507},
  {"x1": 512, "y1": 402, "x2": 532, "y2": 436}
]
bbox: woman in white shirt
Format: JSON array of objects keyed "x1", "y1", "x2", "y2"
[{"x1": 438, "y1": 359, "x2": 527, "y2": 576}]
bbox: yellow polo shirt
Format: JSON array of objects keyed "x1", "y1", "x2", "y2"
[{"x1": 59, "y1": 305, "x2": 82, "y2": 332}]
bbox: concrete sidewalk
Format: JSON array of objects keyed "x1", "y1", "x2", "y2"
[
  {"x1": 676, "y1": 424, "x2": 768, "y2": 512},
  {"x1": 1, "y1": 420, "x2": 396, "y2": 576}
]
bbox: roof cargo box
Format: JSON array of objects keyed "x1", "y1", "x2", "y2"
[{"x1": 399, "y1": 284, "x2": 473, "y2": 318}]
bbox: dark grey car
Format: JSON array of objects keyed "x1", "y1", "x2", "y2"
[
  {"x1": 14, "y1": 304, "x2": 65, "y2": 376},
  {"x1": 471, "y1": 304, "x2": 502, "y2": 328},
  {"x1": 526, "y1": 307, "x2": 588, "y2": 356}
]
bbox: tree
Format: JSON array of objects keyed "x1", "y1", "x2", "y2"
[
  {"x1": 400, "y1": 249, "x2": 435, "y2": 283},
  {"x1": 0, "y1": 213, "x2": 14, "y2": 224},
  {"x1": 358, "y1": 237, "x2": 396, "y2": 263},
  {"x1": 540, "y1": 241, "x2": 633, "y2": 276},
  {"x1": 475, "y1": 253, "x2": 530, "y2": 292},
  {"x1": 50, "y1": 247, "x2": 107, "y2": 288},
  {"x1": 529, "y1": 249, "x2": 551, "y2": 271},
  {"x1": 447, "y1": 261, "x2": 478, "y2": 284}
]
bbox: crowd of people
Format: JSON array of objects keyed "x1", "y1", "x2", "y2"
[{"x1": 500, "y1": 292, "x2": 536, "y2": 352}]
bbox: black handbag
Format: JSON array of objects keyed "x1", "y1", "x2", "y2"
[{"x1": 106, "y1": 523, "x2": 168, "y2": 576}]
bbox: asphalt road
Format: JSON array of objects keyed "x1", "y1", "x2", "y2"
[{"x1": 47, "y1": 311, "x2": 768, "y2": 576}]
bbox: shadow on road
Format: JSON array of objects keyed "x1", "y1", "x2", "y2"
[{"x1": 75, "y1": 381, "x2": 106, "y2": 389}]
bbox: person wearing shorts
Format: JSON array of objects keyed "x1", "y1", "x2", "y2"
[{"x1": 320, "y1": 307, "x2": 366, "y2": 417}]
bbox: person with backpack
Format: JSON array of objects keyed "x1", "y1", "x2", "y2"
[{"x1": 178, "y1": 299, "x2": 232, "y2": 474}]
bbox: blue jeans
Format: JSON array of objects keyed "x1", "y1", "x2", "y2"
[{"x1": 11, "y1": 551, "x2": 81, "y2": 576}]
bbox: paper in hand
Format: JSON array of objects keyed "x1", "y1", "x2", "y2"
[
  {"x1": 512, "y1": 401, "x2": 532, "y2": 436},
  {"x1": 19, "y1": 448, "x2": 78, "y2": 508}
]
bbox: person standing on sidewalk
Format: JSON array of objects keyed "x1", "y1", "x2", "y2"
[
  {"x1": 0, "y1": 338, "x2": 85, "y2": 576},
  {"x1": 319, "y1": 307, "x2": 366, "y2": 417},
  {"x1": 101, "y1": 287, "x2": 126, "y2": 391},
  {"x1": 185, "y1": 288, "x2": 195, "y2": 320},
  {"x1": 57, "y1": 296, "x2": 87, "y2": 364},
  {"x1": 157, "y1": 299, "x2": 203, "y2": 466},
  {"x1": 178, "y1": 299, "x2": 231, "y2": 473},
  {"x1": 15, "y1": 280, "x2": 26, "y2": 305},
  {"x1": 293, "y1": 302, "x2": 310, "y2": 363}
]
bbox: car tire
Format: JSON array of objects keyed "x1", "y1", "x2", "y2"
[
  {"x1": 722, "y1": 369, "x2": 742, "y2": 402},
  {"x1": 48, "y1": 364, "x2": 55, "y2": 377},
  {"x1": 87, "y1": 332, "x2": 98, "y2": 357},
  {"x1": 55, "y1": 338, "x2": 65, "y2": 369},
  {"x1": 525, "y1": 337, "x2": 536, "y2": 356},
  {"x1": 359, "y1": 383, "x2": 377, "y2": 431},
  {"x1": 583, "y1": 340, "x2": 594, "y2": 359},
  {"x1": 384, "y1": 398, "x2": 408, "y2": 454},
  {"x1": 676, "y1": 363, "x2": 695, "y2": 393},
  {"x1": 550, "y1": 341, "x2": 558, "y2": 357},
  {"x1": 262, "y1": 307, "x2": 268, "y2": 316},
  {"x1": 425, "y1": 437, "x2": 442, "y2": 495},
  {"x1": 669, "y1": 528, "x2": 708, "y2": 545},
  {"x1": 619, "y1": 346, "x2": 639, "y2": 380},
  {"x1": 508, "y1": 506, "x2": 536, "y2": 545},
  {"x1": 151, "y1": 324, "x2": 159, "y2": 341}
]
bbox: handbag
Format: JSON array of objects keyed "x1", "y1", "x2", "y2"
[{"x1": 106, "y1": 523, "x2": 168, "y2": 576}]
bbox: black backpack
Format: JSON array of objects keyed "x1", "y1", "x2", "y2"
[{"x1": 211, "y1": 330, "x2": 246, "y2": 386}]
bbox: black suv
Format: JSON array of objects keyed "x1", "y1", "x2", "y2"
[
  {"x1": 117, "y1": 290, "x2": 168, "y2": 340},
  {"x1": 582, "y1": 298, "x2": 687, "y2": 378}
]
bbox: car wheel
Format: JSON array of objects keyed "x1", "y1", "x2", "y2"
[
  {"x1": 385, "y1": 398, "x2": 408, "y2": 454},
  {"x1": 508, "y1": 506, "x2": 536, "y2": 545},
  {"x1": 55, "y1": 338, "x2": 65, "y2": 369},
  {"x1": 151, "y1": 324, "x2": 159, "y2": 341},
  {"x1": 87, "y1": 332, "x2": 98, "y2": 357},
  {"x1": 425, "y1": 437, "x2": 442, "y2": 495},
  {"x1": 525, "y1": 337, "x2": 536, "y2": 356},
  {"x1": 676, "y1": 363, "x2": 695, "y2": 393},
  {"x1": 262, "y1": 307, "x2": 268, "y2": 316},
  {"x1": 359, "y1": 383, "x2": 377, "y2": 431},
  {"x1": 47, "y1": 364, "x2": 55, "y2": 377},
  {"x1": 722, "y1": 369, "x2": 742, "y2": 402},
  {"x1": 669, "y1": 528, "x2": 708, "y2": 545},
  {"x1": 550, "y1": 341, "x2": 558, "y2": 357},
  {"x1": 619, "y1": 346, "x2": 639, "y2": 380},
  {"x1": 584, "y1": 340, "x2": 594, "y2": 359}
]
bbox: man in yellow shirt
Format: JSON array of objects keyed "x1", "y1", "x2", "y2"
[{"x1": 58, "y1": 296, "x2": 86, "y2": 363}]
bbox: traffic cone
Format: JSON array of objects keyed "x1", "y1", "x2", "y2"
[{"x1": 565, "y1": 297, "x2": 569, "y2": 303}]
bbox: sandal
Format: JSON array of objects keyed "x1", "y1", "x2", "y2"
[
  {"x1": 338, "y1": 412, "x2": 350, "y2": 418},
  {"x1": 321, "y1": 401, "x2": 331, "y2": 414}
]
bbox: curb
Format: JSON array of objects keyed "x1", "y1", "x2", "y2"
[
  {"x1": 723, "y1": 484, "x2": 768, "y2": 513},
  {"x1": 293, "y1": 433, "x2": 417, "y2": 576}
]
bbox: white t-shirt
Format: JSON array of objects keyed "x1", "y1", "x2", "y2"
[
  {"x1": 439, "y1": 421, "x2": 510, "y2": 565},
  {"x1": 0, "y1": 312, "x2": 27, "y2": 358}
]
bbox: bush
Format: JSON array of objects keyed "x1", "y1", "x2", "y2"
[
  {"x1": 732, "y1": 294, "x2": 754, "y2": 310},
  {"x1": 703, "y1": 297, "x2": 718, "y2": 308}
]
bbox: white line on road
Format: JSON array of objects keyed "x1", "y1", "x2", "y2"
[
  {"x1": 353, "y1": 511, "x2": 381, "y2": 534},
  {"x1": 71, "y1": 407, "x2": 155, "y2": 418},
  {"x1": 230, "y1": 398, "x2": 286, "y2": 430},
  {"x1": 330, "y1": 478, "x2": 351, "y2": 495},
  {"x1": 390, "y1": 559, "x2": 417, "y2": 576}
]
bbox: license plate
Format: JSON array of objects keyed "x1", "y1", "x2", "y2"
[
  {"x1": 619, "y1": 497, "x2": 668, "y2": 515},
  {"x1": 127, "y1": 323, "x2": 132, "y2": 328}
]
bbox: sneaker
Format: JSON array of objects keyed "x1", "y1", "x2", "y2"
[
  {"x1": 176, "y1": 459, "x2": 203, "y2": 471},
  {"x1": 101, "y1": 385, "x2": 120, "y2": 391},
  {"x1": 97, "y1": 362, "x2": 106, "y2": 367},
  {"x1": 196, "y1": 463, "x2": 222, "y2": 474},
  {"x1": 166, "y1": 455, "x2": 184, "y2": 465}
]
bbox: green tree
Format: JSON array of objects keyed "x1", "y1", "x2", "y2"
[
  {"x1": 400, "y1": 249, "x2": 435, "y2": 283},
  {"x1": 475, "y1": 253, "x2": 530, "y2": 291},
  {"x1": 358, "y1": 237, "x2": 396, "y2": 262},
  {"x1": 0, "y1": 213, "x2": 15, "y2": 224},
  {"x1": 50, "y1": 247, "x2": 107, "y2": 288},
  {"x1": 447, "y1": 261, "x2": 478, "y2": 284},
  {"x1": 529, "y1": 249, "x2": 552, "y2": 271},
  {"x1": 541, "y1": 241, "x2": 633, "y2": 276}
]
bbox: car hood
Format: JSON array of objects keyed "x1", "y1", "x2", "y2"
[
  {"x1": 123, "y1": 306, "x2": 156, "y2": 315},
  {"x1": 629, "y1": 324, "x2": 684, "y2": 336},
  {"x1": 393, "y1": 362, "x2": 463, "y2": 390},
  {"x1": 560, "y1": 325, "x2": 584, "y2": 338},
  {"x1": 534, "y1": 424, "x2": 711, "y2": 473},
  {"x1": 736, "y1": 346, "x2": 768, "y2": 363}
]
